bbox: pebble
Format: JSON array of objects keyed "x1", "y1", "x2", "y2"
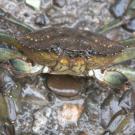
[
  {"x1": 35, "y1": 14, "x2": 49, "y2": 26},
  {"x1": 110, "y1": 0, "x2": 131, "y2": 18},
  {"x1": 25, "y1": 0, "x2": 41, "y2": 10},
  {"x1": 53, "y1": 0, "x2": 66, "y2": 8},
  {"x1": 123, "y1": 18, "x2": 135, "y2": 32},
  {"x1": 57, "y1": 103, "x2": 84, "y2": 126}
]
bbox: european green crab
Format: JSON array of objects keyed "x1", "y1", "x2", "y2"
[
  {"x1": 1, "y1": 0, "x2": 135, "y2": 134},
  {"x1": 1, "y1": 26, "x2": 135, "y2": 85},
  {"x1": 1, "y1": 24, "x2": 135, "y2": 134}
]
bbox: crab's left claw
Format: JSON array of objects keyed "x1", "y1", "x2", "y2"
[{"x1": 9, "y1": 59, "x2": 50, "y2": 77}]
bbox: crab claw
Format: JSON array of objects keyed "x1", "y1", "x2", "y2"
[
  {"x1": 106, "y1": 65, "x2": 135, "y2": 83},
  {"x1": 103, "y1": 70, "x2": 128, "y2": 88},
  {"x1": 90, "y1": 65, "x2": 135, "y2": 88},
  {"x1": 0, "y1": 47, "x2": 23, "y2": 62},
  {"x1": 89, "y1": 69, "x2": 127, "y2": 88},
  {"x1": 10, "y1": 59, "x2": 50, "y2": 76}
]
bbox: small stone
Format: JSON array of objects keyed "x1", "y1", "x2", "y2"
[
  {"x1": 46, "y1": 8, "x2": 57, "y2": 17},
  {"x1": 57, "y1": 103, "x2": 84, "y2": 126},
  {"x1": 110, "y1": 0, "x2": 131, "y2": 18},
  {"x1": 35, "y1": 14, "x2": 49, "y2": 26},
  {"x1": 53, "y1": 0, "x2": 66, "y2": 8},
  {"x1": 25, "y1": 0, "x2": 41, "y2": 10},
  {"x1": 123, "y1": 18, "x2": 135, "y2": 32}
]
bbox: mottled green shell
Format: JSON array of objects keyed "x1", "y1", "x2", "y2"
[
  {"x1": 16, "y1": 27, "x2": 124, "y2": 57},
  {"x1": 14, "y1": 27, "x2": 126, "y2": 76}
]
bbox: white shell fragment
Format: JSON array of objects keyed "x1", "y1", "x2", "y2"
[
  {"x1": 88, "y1": 69, "x2": 104, "y2": 81},
  {"x1": 42, "y1": 66, "x2": 49, "y2": 73},
  {"x1": 31, "y1": 64, "x2": 44, "y2": 73},
  {"x1": 88, "y1": 70, "x2": 94, "y2": 76},
  {"x1": 25, "y1": 0, "x2": 41, "y2": 10},
  {"x1": 31, "y1": 65, "x2": 50, "y2": 73}
]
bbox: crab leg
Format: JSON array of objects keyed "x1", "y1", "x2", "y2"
[
  {"x1": 0, "y1": 8, "x2": 33, "y2": 32},
  {"x1": 0, "y1": 94, "x2": 16, "y2": 123},
  {"x1": 0, "y1": 32, "x2": 20, "y2": 48},
  {"x1": 113, "y1": 47, "x2": 135, "y2": 64},
  {"x1": 0, "y1": 93, "x2": 16, "y2": 134},
  {"x1": 3, "y1": 124, "x2": 15, "y2": 135}
]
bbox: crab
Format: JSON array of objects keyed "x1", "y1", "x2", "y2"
[
  {"x1": 1, "y1": 25, "x2": 135, "y2": 134},
  {"x1": 1, "y1": 1, "x2": 135, "y2": 134}
]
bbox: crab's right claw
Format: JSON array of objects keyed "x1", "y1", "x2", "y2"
[{"x1": 101, "y1": 65, "x2": 135, "y2": 88}]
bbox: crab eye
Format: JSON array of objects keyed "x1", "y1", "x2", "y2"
[
  {"x1": 50, "y1": 44, "x2": 62, "y2": 55},
  {"x1": 64, "y1": 50, "x2": 76, "y2": 57},
  {"x1": 86, "y1": 50, "x2": 97, "y2": 56},
  {"x1": 78, "y1": 51, "x2": 84, "y2": 56}
]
